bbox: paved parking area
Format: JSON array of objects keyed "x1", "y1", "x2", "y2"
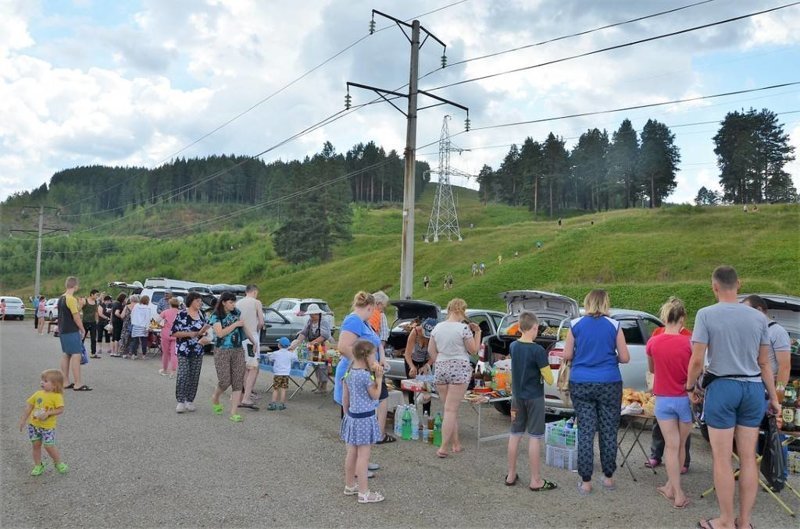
[{"x1": 1, "y1": 321, "x2": 797, "y2": 528}]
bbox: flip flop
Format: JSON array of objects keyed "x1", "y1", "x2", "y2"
[
  {"x1": 657, "y1": 487, "x2": 674, "y2": 501},
  {"x1": 451, "y1": 446, "x2": 464, "y2": 454},
  {"x1": 73, "y1": 385, "x2": 93, "y2": 391},
  {"x1": 505, "y1": 473, "x2": 518, "y2": 486},
  {"x1": 530, "y1": 480, "x2": 558, "y2": 492},
  {"x1": 65, "y1": 383, "x2": 74, "y2": 389},
  {"x1": 212, "y1": 403, "x2": 224, "y2": 415},
  {"x1": 239, "y1": 403, "x2": 259, "y2": 410},
  {"x1": 673, "y1": 498, "x2": 691, "y2": 509},
  {"x1": 229, "y1": 414, "x2": 243, "y2": 423},
  {"x1": 601, "y1": 481, "x2": 616, "y2": 491},
  {"x1": 376, "y1": 434, "x2": 396, "y2": 444},
  {"x1": 436, "y1": 450, "x2": 449, "y2": 458},
  {"x1": 697, "y1": 519, "x2": 716, "y2": 529},
  {"x1": 576, "y1": 481, "x2": 591, "y2": 497},
  {"x1": 734, "y1": 518, "x2": 754, "y2": 529}
]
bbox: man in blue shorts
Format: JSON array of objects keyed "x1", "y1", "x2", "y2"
[
  {"x1": 59, "y1": 276, "x2": 92, "y2": 392},
  {"x1": 687, "y1": 266, "x2": 779, "y2": 529}
]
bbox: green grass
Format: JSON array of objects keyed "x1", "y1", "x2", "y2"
[{"x1": 3, "y1": 187, "x2": 798, "y2": 328}]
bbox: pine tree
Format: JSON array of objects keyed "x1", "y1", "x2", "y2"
[
  {"x1": 607, "y1": 119, "x2": 640, "y2": 208},
  {"x1": 638, "y1": 119, "x2": 680, "y2": 208}
]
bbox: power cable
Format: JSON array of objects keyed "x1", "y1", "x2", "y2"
[{"x1": 425, "y1": 2, "x2": 800, "y2": 92}]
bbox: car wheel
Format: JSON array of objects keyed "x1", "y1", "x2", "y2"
[
  {"x1": 19, "y1": 315, "x2": 24, "y2": 321},
  {"x1": 493, "y1": 400, "x2": 511, "y2": 416}
]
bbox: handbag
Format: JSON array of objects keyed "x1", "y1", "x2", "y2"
[
  {"x1": 104, "y1": 323, "x2": 113, "y2": 333},
  {"x1": 556, "y1": 360, "x2": 571, "y2": 407}
]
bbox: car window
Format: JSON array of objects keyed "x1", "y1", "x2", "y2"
[
  {"x1": 469, "y1": 315, "x2": 493, "y2": 338},
  {"x1": 150, "y1": 292, "x2": 165, "y2": 304},
  {"x1": 490, "y1": 314, "x2": 504, "y2": 330},
  {"x1": 276, "y1": 301, "x2": 290, "y2": 311},
  {"x1": 264, "y1": 309, "x2": 285, "y2": 324},
  {"x1": 618, "y1": 318, "x2": 645, "y2": 345},
  {"x1": 642, "y1": 317, "x2": 663, "y2": 340},
  {"x1": 300, "y1": 302, "x2": 330, "y2": 312}
]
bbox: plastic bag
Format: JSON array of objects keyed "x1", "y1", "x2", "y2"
[
  {"x1": 80, "y1": 343, "x2": 89, "y2": 365},
  {"x1": 556, "y1": 360, "x2": 571, "y2": 407},
  {"x1": 760, "y1": 414, "x2": 786, "y2": 492}
]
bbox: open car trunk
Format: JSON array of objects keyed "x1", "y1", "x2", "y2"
[{"x1": 386, "y1": 300, "x2": 441, "y2": 353}]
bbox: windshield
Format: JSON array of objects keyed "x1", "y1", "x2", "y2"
[{"x1": 497, "y1": 314, "x2": 569, "y2": 339}]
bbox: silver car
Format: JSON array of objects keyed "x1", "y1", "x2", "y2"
[
  {"x1": 268, "y1": 298, "x2": 335, "y2": 330},
  {"x1": 1, "y1": 296, "x2": 25, "y2": 320},
  {"x1": 738, "y1": 293, "x2": 800, "y2": 378},
  {"x1": 260, "y1": 307, "x2": 305, "y2": 351}
]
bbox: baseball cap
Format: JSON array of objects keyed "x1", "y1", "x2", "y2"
[
  {"x1": 278, "y1": 337, "x2": 291, "y2": 348},
  {"x1": 421, "y1": 318, "x2": 437, "y2": 338}
]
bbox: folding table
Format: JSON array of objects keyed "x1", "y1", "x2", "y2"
[
  {"x1": 617, "y1": 413, "x2": 658, "y2": 481},
  {"x1": 259, "y1": 355, "x2": 322, "y2": 399},
  {"x1": 468, "y1": 396, "x2": 512, "y2": 449}
]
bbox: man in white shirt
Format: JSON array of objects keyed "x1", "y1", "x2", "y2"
[{"x1": 236, "y1": 284, "x2": 264, "y2": 409}]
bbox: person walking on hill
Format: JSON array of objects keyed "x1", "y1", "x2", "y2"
[
  {"x1": 58, "y1": 277, "x2": 91, "y2": 392},
  {"x1": 471, "y1": 262, "x2": 478, "y2": 276},
  {"x1": 423, "y1": 275, "x2": 430, "y2": 290},
  {"x1": 688, "y1": 266, "x2": 780, "y2": 529},
  {"x1": 236, "y1": 284, "x2": 264, "y2": 409}
]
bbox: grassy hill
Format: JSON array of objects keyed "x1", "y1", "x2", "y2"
[{"x1": 5, "y1": 185, "x2": 799, "y2": 325}]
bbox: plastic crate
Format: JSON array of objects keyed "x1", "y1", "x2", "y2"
[
  {"x1": 545, "y1": 421, "x2": 578, "y2": 448},
  {"x1": 546, "y1": 445, "x2": 578, "y2": 471}
]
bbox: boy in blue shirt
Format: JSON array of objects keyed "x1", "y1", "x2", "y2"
[{"x1": 505, "y1": 310, "x2": 557, "y2": 491}]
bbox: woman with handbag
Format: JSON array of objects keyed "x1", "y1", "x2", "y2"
[{"x1": 564, "y1": 289, "x2": 630, "y2": 496}]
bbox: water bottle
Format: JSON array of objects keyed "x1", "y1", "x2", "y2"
[
  {"x1": 402, "y1": 407, "x2": 413, "y2": 441},
  {"x1": 394, "y1": 405, "x2": 403, "y2": 437},
  {"x1": 411, "y1": 406, "x2": 419, "y2": 440},
  {"x1": 433, "y1": 412, "x2": 443, "y2": 447},
  {"x1": 422, "y1": 412, "x2": 430, "y2": 442}
]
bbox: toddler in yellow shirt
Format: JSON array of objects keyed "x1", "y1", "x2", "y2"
[{"x1": 18, "y1": 369, "x2": 67, "y2": 476}]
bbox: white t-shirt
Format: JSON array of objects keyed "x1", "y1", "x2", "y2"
[
  {"x1": 235, "y1": 296, "x2": 263, "y2": 336},
  {"x1": 430, "y1": 321, "x2": 473, "y2": 362},
  {"x1": 268, "y1": 348, "x2": 298, "y2": 376}
]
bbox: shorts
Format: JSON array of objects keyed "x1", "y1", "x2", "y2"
[
  {"x1": 59, "y1": 331, "x2": 82, "y2": 354},
  {"x1": 27, "y1": 424, "x2": 56, "y2": 445},
  {"x1": 434, "y1": 359, "x2": 472, "y2": 385},
  {"x1": 703, "y1": 379, "x2": 766, "y2": 429},
  {"x1": 273, "y1": 375, "x2": 289, "y2": 389},
  {"x1": 654, "y1": 395, "x2": 693, "y2": 423},
  {"x1": 510, "y1": 398, "x2": 545, "y2": 437}
]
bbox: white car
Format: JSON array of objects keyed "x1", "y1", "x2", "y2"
[
  {"x1": 268, "y1": 298, "x2": 335, "y2": 330},
  {"x1": 1, "y1": 296, "x2": 26, "y2": 320},
  {"x1": 44, "y1": 298, "x2": 59, "y2": 320}
]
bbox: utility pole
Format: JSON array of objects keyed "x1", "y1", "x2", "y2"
[
  {"x1": 9, "y1": 205, "x2": 65, "y2": 301},
  {"x1": 346, "y1": 10, "x2": 469, "y2": 299}
]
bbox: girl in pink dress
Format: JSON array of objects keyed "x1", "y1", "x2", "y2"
[{"x1": 159, "y1": 298, "x2": 180, "y2": 377}]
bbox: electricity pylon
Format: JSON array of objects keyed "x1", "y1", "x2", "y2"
[{"x1": 425, "y1": 115, "x2": 473, "y2": 242}]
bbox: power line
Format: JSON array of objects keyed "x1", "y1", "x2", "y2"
[
  {"x1": 419, "y1": 0, "x2": 716, "y2": 80},
  {"x1": 56, "y1": 0, "x2": 470, "y2": 214},
  {"x1": 425, "y1": 2, "x2": 800, "y2": 93}
]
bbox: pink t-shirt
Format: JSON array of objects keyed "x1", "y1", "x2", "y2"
[
  {"x1": 646, "y1": 333, "x2": 692, "y2": 397},
  {"x1": 160, "y1": 308, "x2": 179, "y2": 339}
]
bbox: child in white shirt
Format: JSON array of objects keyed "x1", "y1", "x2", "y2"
[{"x1": 267, "y1": 337, "x2": 298, "y2": 410}]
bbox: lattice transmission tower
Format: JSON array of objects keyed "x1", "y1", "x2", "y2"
[{"x1": 425, "y1": 116, "x2": 473, "y2": 243}]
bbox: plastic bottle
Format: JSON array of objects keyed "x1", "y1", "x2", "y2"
[
  {"x1": 394, "y1": 405, "x2": 403, "y2": 437},
  {"x1": 402, "y1": 407, "x2": 413, "y2": 441},
  {"x1": 411, "y1": 406, "x2": 420, "y2": 440},
  {"x1": 433, "y1": 412, "x2": 443, "y2": 447},
  {"x1": 422, "y1": 412, "x2": 430, "y2": 442}
]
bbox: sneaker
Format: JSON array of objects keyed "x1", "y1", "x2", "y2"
[
  {"x1": 185, "y1": 402, "x2": 196, "y2": 412},
  {"x1": 176, "y1": 403, "x2": 186, "y2": 413},
  {"x1": 368, "y1": 462, "x2": 380, "y2": 471},
  {"x1": 278, "y1": 403, "x2": 287, "y2": 410},
  {"x1": 358, "y1": 491, "x2": 385, "y2": 504},
  {"x1": 267, "y1": 403, "x2": 278, "y2": 411},
  {"x1": 31, "y1": 463, "x2": 45, "y2": 476},
  {"x1": 55, "y1": 462, "x2": 68, "y2": 474},
  {"x1": 645, "y1": 458, "x2": 661, "y2": 469}
]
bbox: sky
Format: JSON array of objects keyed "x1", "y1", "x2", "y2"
[{"x1": 1, "y1": 0, "x2": 799, "y2": 205}]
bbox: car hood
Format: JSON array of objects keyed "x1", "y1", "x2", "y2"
[
  {"x1": 738, "y1": 293, "x2": 800, "y2": 334},
  {"x1": 389, "y1": 300, "x2": 441, "y2": 322},
  {"x1": 499, "y1": 290, "x2": 580, "y2": 321}
]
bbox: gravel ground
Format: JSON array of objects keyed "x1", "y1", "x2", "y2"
[{"x1": 1, "y1": 320, "x2": 798, "y2": 528}]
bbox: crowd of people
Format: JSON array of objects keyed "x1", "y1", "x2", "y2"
[{"x1": 17, "y1": 265, "x2": 791, "y2": 522}]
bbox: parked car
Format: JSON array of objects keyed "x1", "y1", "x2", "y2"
[
  {"x1": 260, "y1": 307, "x2": 305, "y2": 351},
  {"x1": 484, "y1": 290, "x2": 664, "y2": 416},
  {"x1": 1, "y1": 296, "x2": 25, "y2": 320},
  {"x1": 383, "y1": 299, "x2": 505, "y2": 381},
  {"x1": 44, "y1": 298, "x2": 60, "y2": 320},
  {"x1": 268, "y1": 298, "x2": 335, "y2": 330},
  {"x1": 738, "y1": 293, "x2": 800, "y2": 378}
]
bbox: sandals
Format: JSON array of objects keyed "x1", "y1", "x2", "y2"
[
  {"x1": 73, "y1": 385, "x2": 93, "y2": 391},
  {"x1": 31, "y1": 463, "x2": 45, "y2": 476},
  {"x1": 229, "y1": 414, "x2": 243, "y2": 423},
  {"x1": 576, "y1": 481, "x2": 592, "y2": 497},
  {"x1": 436, "y1": 450, "x2": 449, "y2": 458},
  {"x1": 505, "y1": 473, "x2": 518, "y2": 486},
  {"x1": 212, "y1": 403, "x2": 224, "y2": 415},
  {"x1": 343, "y1": 485, "x2": 359, "y2": 496},
  {"x1": 239, "y1": 402, "x2": 259, "y2": 410},
  {"x1": 357, "y1": 491, "x2": 385, "y2": 504},
  {"x1": 65, "y1": 383, "x2": 74, "y2": 389},
  {"x1": 55, "y1": 462, "x2": 68, "y2": 474},
  {"x1": 530, "y1": 480, "x2": 558, "y2": 492},
  {"x1": 645, "y1": 458, "x2": 662, "y2": 469},
  {"x1": 376, "y1": 434, "x2": 396, "y2": 444}
]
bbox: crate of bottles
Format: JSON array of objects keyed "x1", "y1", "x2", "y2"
[
  {"x1": 545, "y1": 445, "x2": 578, "y2": 471},
  {"x1": 545, "y1": 420, "x2": 578, "y2": 448}
]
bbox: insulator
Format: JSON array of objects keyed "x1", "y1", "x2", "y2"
[
  {"x1": 465, "y1": 117, "x2": 471, "y2": 132},
  {"x1": 369, "y1": 18, "x2": 376, "y2": 35},
  {"x1": 345, "y1": 93, "x2": 352, "y2": 110},
  {"x1": 441, "y1": 54, "x2": 447, "y2": 68}
]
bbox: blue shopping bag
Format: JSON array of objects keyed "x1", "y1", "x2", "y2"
[{"x1": 80, "y1": 343, "x2": 89, "y2": 365}]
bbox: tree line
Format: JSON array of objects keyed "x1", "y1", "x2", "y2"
[{"x1": 476, "y1": 108, "x2": 795, "y2": 216}]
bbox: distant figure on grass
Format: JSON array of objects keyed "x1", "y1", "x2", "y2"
[
  {"x1": 536, "y1": 241, "x2": 543, "y2": 250},
  {"x1": 687, "y1": 266, "x2": 780, "y2": 529},
  {"x1": 479, "y1": 262, "x2": 486, "y2": 275},
  {"x1": 58, "y1": 276, "x2": 91, "y2": 391},
  {"x1": 514, "y1": 250, "x2": 519, "y2": 258},
  {"x1": 236, "y1": 284, "x2": 264, "y2": 408},
  {"x1": 471, "y1": 262, "x2": 478, "y2": 276},
  {"x1": 18, "y1": 369, "x2": 68, "y2": 476},
  {"x1": 505, "y1": 310, "x2": 557, "y2": 491},
  {"x1": 557, "y1": 218, "x2": 562, "y2": 227},
  {"x1": 444, "y1": 273, "x2": 454, "y2": 290},
  {"x1": 497, "y1": 254, "x2": 502, "y2": 265},
  {"x1": 267, "y1": 337, "x2": 298, "y2": 411},
  {"x1": 423, "y1": 275, "x2": 431, "y2": 290},
  {"x1": 742, "y1": 204, "x2": 748, "y2": 213},
  {"x1": 341, "y1": 339, "x2": 385, "y2": 503}
]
